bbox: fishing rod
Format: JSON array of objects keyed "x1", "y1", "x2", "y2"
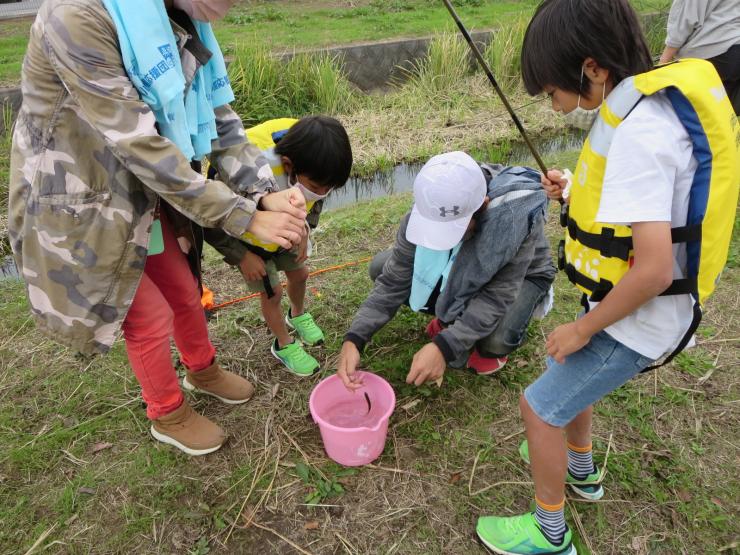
[{"x1": 441, "y1": 0, "x2": 548, "y2": 176}]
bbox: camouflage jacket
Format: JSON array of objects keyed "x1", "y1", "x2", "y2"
[{"x1": 8, "y1": 0, "x2": 276, "y2": 355}]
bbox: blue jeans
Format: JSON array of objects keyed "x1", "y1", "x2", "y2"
[
  {"x1": 524, "y1": 330, "x2": 655, "y2": 427},
  {"x1": 369, "y1": 249, "x2": 550, "y2": 358}
]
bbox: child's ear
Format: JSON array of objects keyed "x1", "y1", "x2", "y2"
[
  {"x1": 583, "y1": 57, "x2": 610, "y2": 85},
  {"x1": 280, "y1": 156, "x2": 293, "y2": 177}
]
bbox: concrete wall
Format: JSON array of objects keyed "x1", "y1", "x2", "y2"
[
  {"x1": 0, "y1": 11, "x2": 664, "y2": 132},
  {"x1": 0, "y1": 31, "x2": 493, "y2": 133},
  {"x1": 278, "y1": 30, "x2": 493, "y2": 92}
]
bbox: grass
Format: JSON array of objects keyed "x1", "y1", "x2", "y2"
[
  {"x1": 0, "y1": 0, "x2": 671, "y2": 86},
  {"x1": 228, "y1": 43, "x2": 357, "y2": 126},
  {"x1": 2, "y1": 5, "x2": 734, "y2": 551},
  {"x1": 1, "y1": 177, "x2": 738, "y2": 553}
]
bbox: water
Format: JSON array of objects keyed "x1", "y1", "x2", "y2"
[
  {"x1": 322, "y1": 163, "x2": 420, "y2": 212},
  {"x1": 505, "y1": 130, "x2": 586, "y2": 165},
  {"x1": 322, "y1": 130, "x2": 585, "y2": 212},
  {"x1": 323, "y1": 398, "x2": 380, "y2": 429}
]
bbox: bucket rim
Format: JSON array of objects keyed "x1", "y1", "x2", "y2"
[{"x1": 309, "y1": 371, "x2": 395, "y2": 433}]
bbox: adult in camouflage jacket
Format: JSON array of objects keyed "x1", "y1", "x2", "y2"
[{"x1": 8, "y1": 0, "x2": 307, "y2": 455}]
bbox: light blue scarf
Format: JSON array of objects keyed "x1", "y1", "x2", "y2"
[
  {"x1": 409, "y1": 243, "x2": 461, "y2": 312},
  {"x1": 102, "y1": 0, "x2": 235, "y2": 161}
]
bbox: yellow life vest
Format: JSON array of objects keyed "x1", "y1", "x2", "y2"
[
  {"x1": 561, "y1": 59, "x2": 740, "y2": 310},
  {"x1": 241, "y1": 118, "x2": 317, "y2": 253}
]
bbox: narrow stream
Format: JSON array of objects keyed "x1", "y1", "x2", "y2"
[
  {"x1": 0, "y1": 130, "x2": 585, "y2": 282},
  {"x1": 323, "y1": 129, "x2": 585, "y2": 212}
]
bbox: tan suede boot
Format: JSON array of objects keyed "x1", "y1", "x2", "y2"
[
  {"x1": 182, "y1": 362, "x2": 254, "y2": 404},
  {"x1": 150, "y1": 400, "x2": 226, "y2": 456}
]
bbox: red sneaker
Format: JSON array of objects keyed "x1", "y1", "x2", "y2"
[
  {"x1": 467, "y1": 350, "x2": 507, "y2": 375},
  {"x1": 426, "y1": 318, "x2": 444, "y2": 339}
]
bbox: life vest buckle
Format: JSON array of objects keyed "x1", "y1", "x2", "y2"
[
  {"x1": 559, "y1": 204, "x2": 569, "y2": 228},
  {"x1": 557, "y1": 240, "x2": 565, "y2": 271}
]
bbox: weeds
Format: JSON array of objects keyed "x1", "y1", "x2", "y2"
[
  {"x1": 294, "y1": 462, "x2": 357, "y2": 505},
  {"x1": 228, "y1": 43, "x2": 356, "y2": 125},
  {"x1": 484, "y1": 14, "x2": 529, "y2": 92},
  {"x1": 402, "y1": 33, "x2": 471, "y2": 102}
]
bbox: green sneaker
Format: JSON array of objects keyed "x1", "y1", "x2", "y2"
[
  {"x1": 519, "y1": 440, "x2": 604, "y2": 501},
  {"x1": 286, "y1": 310, "x2": 325, "y2": 345},
  {"x1": 271, "y1": 339, "x2": 319, "y2": 376},
  {"x1": 477, "y1": 512, "x2": 576, "y2": 555}
]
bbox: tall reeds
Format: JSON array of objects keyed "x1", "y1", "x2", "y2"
[
  {"x1": 402, "y1": 33, "x2": 471, "y2": 101},
  {"x1": 228, "y1": 43, "x2": 357, "y2": 125},
  {"x1": 484, "y1": 15, "x2": 528, "y2": 93}
]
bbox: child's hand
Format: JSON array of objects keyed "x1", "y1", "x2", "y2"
[
  {"x1": 406, "y1": 343, "x2": 446, "y2": 386},
  {"x1": 337, "y1": 341, "x2": 364, "y2": 391},
  {"x1": 238, "y1": 251, "x2": 267, "y2": 282},
  {"x1": 546, "y1": 321, "x2": 592, "y2": 364},
  {"x1": 541, "y1": 169, "x2": 569, "y2": 201},
  {"x1": 294, "y1": 232, "x2": 309, "y2": 264}
]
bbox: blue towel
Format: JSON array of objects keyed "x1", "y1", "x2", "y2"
[
  {"x1": 102, "y1": 0, "x2": 234, "y2": 160},
  {"x1": 409, "y1": 243, "x2": 461, "y2": 312}
]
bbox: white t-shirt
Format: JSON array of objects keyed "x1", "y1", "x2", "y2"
[{"x1": 590, "y1": 92, "x2": 698, "y2": 360}]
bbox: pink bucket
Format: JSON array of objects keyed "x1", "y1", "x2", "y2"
[{"x1": 309, "y1": 371, "x2": 395, "y2": 467}]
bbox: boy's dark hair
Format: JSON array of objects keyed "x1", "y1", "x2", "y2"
[
  {"x1": 274, "y1": 115, "x2": 353, "y2": 189},
  {"x1": 521, "y1": 0, "x2": 653, "y2": 96}
]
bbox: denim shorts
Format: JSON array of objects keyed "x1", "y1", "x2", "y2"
[{"x1": 524, "y1": 330, "x2": 655, "y2": 427}]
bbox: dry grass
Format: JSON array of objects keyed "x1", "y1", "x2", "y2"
[{"x1": 1, "y1": 193, "x2": 738, "y2": 554}]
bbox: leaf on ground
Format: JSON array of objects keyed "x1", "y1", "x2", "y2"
[
  {"x1": 304, "y1": 520, "x2": 320, "y2": 530},
  {"x1": 401, "y1": 399, "x2": 422, "y2": 411},
  {"x1": 710, "y1": 497, "x2": 725, "y2": 508},
  {"x1": 78, "y1": 487, "x2": 95, "y2": 496},
  {"x1": 449, "y1": 472, "x2": 462, "y2": 484},
  {"x1": 676, "y1": 489, "x2": 692, "y2": 502},
  {"x1": 516, "y1": 359, "x2": 528, "y2": 368},
  {"x1": 91, "y1": 442, "x2": 113, "y2": 454},
  {"x1": 295, "y1": 462, "x2": 311, "y2": 483}
]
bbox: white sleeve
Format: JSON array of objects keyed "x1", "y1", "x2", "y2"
[{"x1": 596, "y1": 109, "x2": 681, "y2": 226}]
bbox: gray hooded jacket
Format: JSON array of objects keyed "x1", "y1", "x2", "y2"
[{"x1": 345, "y1": 166, "x2": 556, "y2": 362}]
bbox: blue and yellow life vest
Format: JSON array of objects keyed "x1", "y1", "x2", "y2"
[
  {"x1": 560, "y1": 59, "x2": 739, "y2": 307},
  {"x1": 241, "y1": 118, "x2": 317, "y2": 253}
]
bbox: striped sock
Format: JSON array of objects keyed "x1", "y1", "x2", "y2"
[
  {"x1": 567, "y1": 442, "x2": 595, "y2": 480},
  {"x1": 534, "y1": 497, "x2": 567, "y2": 546}
]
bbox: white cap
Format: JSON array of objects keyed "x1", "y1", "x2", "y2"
[{"x1": 406, "y1": 151, "x2": 487, "y2": 250}]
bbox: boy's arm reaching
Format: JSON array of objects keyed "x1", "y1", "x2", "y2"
[{"x1": 546, "y1": 221, "x2": 674, "y2": 362}]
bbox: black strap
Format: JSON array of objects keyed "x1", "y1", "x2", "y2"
[
  {"x1": 671, "y1": 224, "x2": 702, "y2": 244},
  {"x1": 565, "y1": 218, "x2": 702, "y2": 263},
  {"x1": 660, "y1": 277, "x2": 697, "y2": 296},
  {"x1": 262, "y1": 275, "x2": 275, "y2": 299},
  {"x1": 566, "y1": 217, "x2": 633, "y2": 261},
  {"x1": 563, "y1": 263, "x2": 615, "y2": 301},
  {"x1": 565, "y1": 265, "x2": 698, "y2": 301},
  {"x1": 641, "y1": 299, "x2": 702, "y2": 372}
]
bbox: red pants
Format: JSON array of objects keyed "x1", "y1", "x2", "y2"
[{"x1": 122, "y1": 212, "x2": 215, "y2": 420}]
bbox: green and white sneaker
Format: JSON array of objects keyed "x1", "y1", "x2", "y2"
[
  {"x1": 477, "y1": 513, "x2": 576, "y2": 555},
  {"x1": 271, "y1": 339, "x2": 319, "y2": 376},
  {"x1": 286, "y1": 310, "x2": 325, "y2": 345},
  {"x1": 519, "y1": 440, "x2": 604, "y2": 501}
]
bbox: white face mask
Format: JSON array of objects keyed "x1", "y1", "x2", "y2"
[
  {"x1": 563, "y1": 66, "x2": 605, "y2": 130},
  {"x1": 295, "y1": 180, "x2": 329, "y2": 203},
  {"x1": 172, "y1": 0, "x2": 236, "y2": 22}
]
